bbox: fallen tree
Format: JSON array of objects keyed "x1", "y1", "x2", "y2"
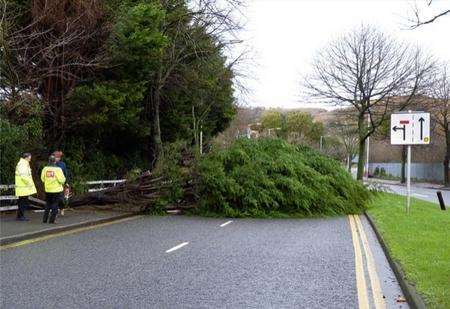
[
  {"x1": 70, "y1": 139, "x2": 371, "y2": 217},
  {"x1": 69, "y1": 143, "x2": 195, "y2": 212}
]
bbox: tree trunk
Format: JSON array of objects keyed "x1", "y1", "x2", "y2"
[
  {"x1": 401, "y1": 145, "x2": 407, "y2": 183},
  {"x1": 151, "y1": 87, "x2": 162, "y2": 162},
  {"x1": 356, "y1": 140, "x2": 366, "y2": 180},
  {"x1": 347, "y1": 154, "x2": 352, "y2": 173},
  {"x1": 356, "y1": 114, "x2": 366, "y2": 181}
]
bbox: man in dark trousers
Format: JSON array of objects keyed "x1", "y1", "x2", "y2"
[
  {"x1": 41, "y1": 155, "x2": 66, "y2": 224},
  {"x1": 14, "y1": 152, "x2": 37, "y2": 221},
  {"x1": 53, "y1": 150, "x2": 69, "y2": 215}
]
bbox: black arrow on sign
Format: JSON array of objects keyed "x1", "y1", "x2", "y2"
[
  {"x1": 418, "y1": 117, "x2": 425, "y2": 140},
  {"x1": 393, "y1": 125, "x2": 406, "y2": 140}
]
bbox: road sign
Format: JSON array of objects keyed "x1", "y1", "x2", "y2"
[
  {"x1": 390, "y1": 111, "x2": 431, "y2": 214},
  {"x1": 390, "y1": 112, "x2": 430, "y2": 145}
]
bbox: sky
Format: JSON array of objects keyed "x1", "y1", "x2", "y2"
[{"x1": 234, "y1": 0, "x2": 450, "y2": 110}]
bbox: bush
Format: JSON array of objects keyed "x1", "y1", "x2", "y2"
[
  {"x1": 194, "y1": 138, "x2": 370, "y2": 217},
  {"x1": 0, "y1": 99, "x2": 44, "y2": 184},
  {"x1": 374, "y1": 167, "x2": 380, "y2": 176}
]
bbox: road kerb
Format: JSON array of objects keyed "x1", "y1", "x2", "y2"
[
  {"x1": 364, "y1": 212, "x2": 427, "y2": 309},
  {"x1": 0, "y1": 212, "x2": 140, "y2": 247}
]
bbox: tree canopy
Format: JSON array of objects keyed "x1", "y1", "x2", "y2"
[{"x1": 0, "y1": 0, "x2": 239, "y2": 185}]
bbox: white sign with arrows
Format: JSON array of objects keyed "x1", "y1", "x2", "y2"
[{"x1": 390, "y1": 112, "x2": 430, "y2": 145}]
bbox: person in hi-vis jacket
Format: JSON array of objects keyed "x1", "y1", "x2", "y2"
[
  {"x1": 41, "y1": 155, "x2": 66, "y2": 224},
  {"x1": 14, "y1": 152, "x2": 37, "y2": 221}
]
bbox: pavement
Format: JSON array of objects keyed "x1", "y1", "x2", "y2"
[
  {"x1": 368, "y1": 179, "x2": 450, "y2": 206},
  {"x1": 0, "y1": 207, "x2": 132, "y2": 243},
  {"x1": 0, "y1": 215, "x2": 408, "y2": 308}
]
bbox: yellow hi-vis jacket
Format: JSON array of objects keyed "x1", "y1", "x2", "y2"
[
  {"x1": 15, "y1": 158, "x2": 37, "y2": 197},
  {"x1": 41, "y1": 166, "x2": 66, "y2": 193}
]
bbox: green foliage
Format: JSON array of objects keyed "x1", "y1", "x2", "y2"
[
  {"x1": 285, "y1": 111, "x2": 324, "y2": 142},
  {"x1": 160, "y1": 42, "x2": 236, "y2": 143},
  {"x1": 1, "y1": 0, "x2": 237, "y2": 187},
  {"x1": 285, "y1": 111, "x2": 312, "y2": 136},
  {"x1": 111, "y1": 1, "x2": 167, "y2": 79},
  {"x1": 194, "y1": 138, "x2": 370, "y2": 217},
  {"x1": 69, "y1": 81, "x2": 148, "y2": 141},
  {"x1": 260, "y1": 110, "x2": 282, "y2": 131},
  {"x1": 260, "y1": 110, "x2": 324, "y2": 143},
  {"x1": 0, "y1": 98, "x2": 43, "y2": 183},
  {"x1": 150, "y1": 141, "x2": 192, "y2": 209},
  {"x1": 0, "y1": 119, "x2": 27, "y2": 183}
]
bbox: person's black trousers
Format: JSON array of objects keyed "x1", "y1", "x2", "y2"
[
  {"x1": 17, "y1": 196, "x2": 29, "y2": 219},
  {"x1": 43, "y1": 192, "x2": 62, "y2": 223}
]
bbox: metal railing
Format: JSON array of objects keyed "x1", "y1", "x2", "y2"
[
  {"x1": 0, "y1": 179, "x2": 127, "y2": 210},
  {"x1": 85, "y1": 179, "x2": 126, "y2": 192},
  {"x1": 0, "y1": 185, "x2": 18, "y2": 207}
]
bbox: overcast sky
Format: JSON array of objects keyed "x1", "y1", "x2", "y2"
[{"x1": 235, "y1": 0, "x2": 450, "y2": 109}]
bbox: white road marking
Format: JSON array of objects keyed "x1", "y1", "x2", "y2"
[
  {"x1": 220, "y1": 220, "x2": 233, "y2": 227},
  {"x1": 413, "y1": 193, "x2": 428, "y2": 198},
  {"x1": 165, "y1": 242, "x2": 189, "y2": 253}
]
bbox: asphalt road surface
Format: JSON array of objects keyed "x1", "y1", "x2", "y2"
[
  {"x1": 383, "y1": 183, "x2": 450, "y2": 206},
  {"x1": 1, "y1": 215, "x2": 407, "y2": 308}
]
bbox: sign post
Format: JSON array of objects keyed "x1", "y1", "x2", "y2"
[
  {"x1": 406, "y1": 144, "x2": 411, "y2": 214},
  {"x1": 390, "y1": 111, "x2": 430, "y2": 214}
]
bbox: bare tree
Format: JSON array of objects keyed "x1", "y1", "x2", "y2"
[
  {"x1": 3, "y1": 0, "x2": 108, "y2": 146},
  {"x1": 328, "y1": 112, "x2": 359, "y2": 172},
  {"x1": 304, "y1": 25, "x2": 434, "y2": 180},
  {"x1": 408, "y1": 0, "x2": 450, "y2": 29},
  {"x1": 428, "y1": 65, "x2": 450, "y2": 186}
]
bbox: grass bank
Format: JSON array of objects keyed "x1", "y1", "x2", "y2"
[{"x1": 367, "y1": 193, "x2": 449, "y2": 309}]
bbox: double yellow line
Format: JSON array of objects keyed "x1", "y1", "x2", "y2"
[
  {"x1": 0, "y1": 216, "x2": 141, "y2": 251},
  {"x1": 348, "y1": 215, "x2": 386, "y2": 309}
]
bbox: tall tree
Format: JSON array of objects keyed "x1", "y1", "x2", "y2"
[
  {"x1": 305, "y1": 25, "x2": 434, "y2": 180},
  {"x1": 145, "y1": 0, "x2": 241, "y2": 162},
  {"x1": 4, "y1": 0, "x2": 109, "y2": 147},
  {"x1": 428, "y1": 66, "x2": 450, "y2": 186}
]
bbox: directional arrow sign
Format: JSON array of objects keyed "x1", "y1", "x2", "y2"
[
  {"x1": 418, "y1": 117, "x2": 425, "y2": 140},
  {"x1": 390, "y1": 112, "x2": 430, "y2": 145},
  {"x1": 392, "y1": 125, "x2": 406, "y2": 140},
  {"x1": 412, "y1": 113, "x2": 430, "y2": 144}
]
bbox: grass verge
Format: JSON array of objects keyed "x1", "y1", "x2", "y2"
[{"x1": 367, "y1": 193, "x2": 449, "y2": 309}]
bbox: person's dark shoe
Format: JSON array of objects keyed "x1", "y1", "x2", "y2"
[{"x1": 16, "y1": 217, "x2": 30, "y2": 221}]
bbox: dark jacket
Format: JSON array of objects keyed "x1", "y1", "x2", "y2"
[{"x1": 56, "y1": 161, "x2": 70, "y2": 184}]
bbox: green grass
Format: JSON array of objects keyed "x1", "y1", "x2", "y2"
[{"x1": 367, "y1": 193, "x2": 450, "y2": 309}]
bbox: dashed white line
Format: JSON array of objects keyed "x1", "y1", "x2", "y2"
[
  {"x1": 165, "y1": 242, "x2": 189, "y2": 253},
  {"x1": 220, "y1": 220, "x2": 233, "y2": 227}
]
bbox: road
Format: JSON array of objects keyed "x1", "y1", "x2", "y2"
[
  {"x1": 382, "y1": 183, "x2": 450, "y2": 206},
  {"x1": 1, "y1": 215, "x2": 407, "y2": 308}
]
